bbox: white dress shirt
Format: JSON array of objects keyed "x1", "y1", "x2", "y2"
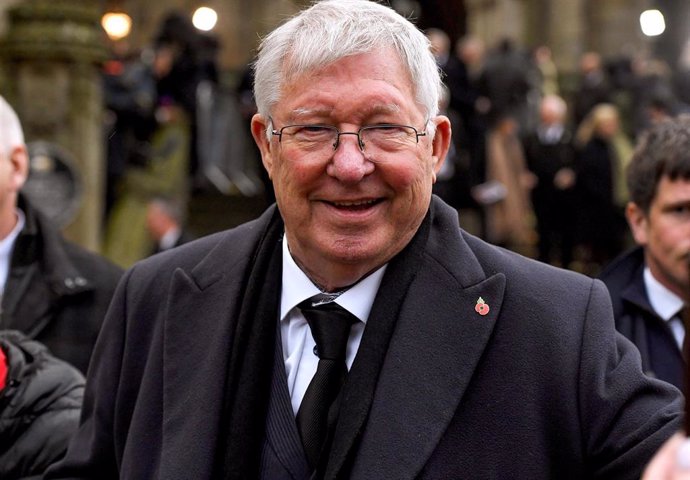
[
  {"x1": 159, "y1": 226, "x2": 182, "y2": 251},
  {"x1": 280, "y1": 236, "x2": 386, "y2": 415},
  {"x1": 644, "y1": 267, "x2": 685, "y2": 349},
  {"x1": 0, "y1": 209, "x2": 25, "y2": 297}
]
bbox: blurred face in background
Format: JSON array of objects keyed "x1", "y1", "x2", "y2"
[
  {"x1": 595, "y1": 113, "x2": 619, "y2": 139},
  {"x1": 0, "y1": 144, "x2": 27, "y2": 238}
]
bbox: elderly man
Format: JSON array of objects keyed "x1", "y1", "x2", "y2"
[
  {"x1": 0, "y1": 96, "x2": 122, "y2": 373},
  {"x1": 46, "y1": 1, "x2": 681, "y2": 479}
]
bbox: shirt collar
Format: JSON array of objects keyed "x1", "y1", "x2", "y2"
[
  {"x1": 160, "y1": 226, "x2": 181, "y2": 251},
  {"x1": 643, "y1": 266, "x2": 685, "y2": 322},
  {"x1": 0, "y1": 209, "x2": 25, "y2": 294},
  {"x1": 280, "y1": 235, "x2": 386, "y2": 324}
]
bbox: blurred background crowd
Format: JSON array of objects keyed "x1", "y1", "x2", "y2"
[{"x1": 0, "y1": 0, "x2": 689, "y2": 275}]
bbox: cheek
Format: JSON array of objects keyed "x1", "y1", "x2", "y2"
[{"x1": 380, "y1": 157, "x2": 434, "y2": 191}]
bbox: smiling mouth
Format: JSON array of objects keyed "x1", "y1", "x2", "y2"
[{"x1": 327, "y1": 198, "x2": 383, "y2": 210}]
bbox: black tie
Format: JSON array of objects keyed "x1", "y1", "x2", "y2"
[
  {"x1": 680, "y1": 305, "x2": 690, "y2": 358},
  {"x1": 296, "y1": 298, "x2": 357, "y2": 469}
]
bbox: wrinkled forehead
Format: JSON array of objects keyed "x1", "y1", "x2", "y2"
[
  {"x1": 275, "y1": 49, "x2": 419, "y2": 117},
  {"x1": 281, "y1": 45, "x2": 408, "y2": 87}
]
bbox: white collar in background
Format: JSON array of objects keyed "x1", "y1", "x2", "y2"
[
  {"x1": 644, "y1": 267, "x2": 685, "y2": 322},
  {"x1": 0, "y1": 209, "x2": 25, "y2": 295},
  {"x1": 159, "y1": 226, "x2": 181, "y2": 251}
]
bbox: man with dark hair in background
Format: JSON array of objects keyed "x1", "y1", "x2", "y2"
[{"x1": 600, "y1": 115, "x2": 690, "y2": 390}]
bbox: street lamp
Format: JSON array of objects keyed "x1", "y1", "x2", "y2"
[
  {"x1": 192, "y1": 6, "x2": 218, "y2": 32},
  {"x1": 640, "y1": 9, "x2": 666, "y2": 37},
  {"x1": 101, "y1": 12, "x2": 132, "y2": 41}
]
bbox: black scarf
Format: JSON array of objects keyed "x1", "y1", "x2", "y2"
[
  {"x1": 216, "y1": 209, "x2": 284, "y2": 479},
  {"x1": 216, "y1": 204, "x2": 433, "y2": 479}
]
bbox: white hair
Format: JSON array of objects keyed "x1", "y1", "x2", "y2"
[
  {"x1": 253, "y1": 0, "x2": 442, "y2": 129},
  {"x1": 0, "y1": 95, "x2": 25, "y2": 156}
]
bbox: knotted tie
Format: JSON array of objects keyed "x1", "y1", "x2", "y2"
[{"x1": 296, "y1": 298, "x2": 357, "y2": 469}]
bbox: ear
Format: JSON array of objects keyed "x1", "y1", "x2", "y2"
[
  {"x1": 625, "y1": 201, "x2": 649, "y2": 246},
  {"x1": 430, "y1": 115, "x2": 451, "y2": 183},
  {"x1": 250, "y1": 114, "x2": 275, "y2": 179},
  {"x1": 9, "y1": 145, "x2": 29, "y2": 191}
]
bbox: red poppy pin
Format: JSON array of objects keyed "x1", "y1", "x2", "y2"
[{"x1": 475, "y1": 297, "x2": 490, "y2": 316}]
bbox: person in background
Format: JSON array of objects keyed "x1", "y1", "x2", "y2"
[
  {"x1": 0, "y1": 330, "x2": 84, "y2": 479},
  {"x1": 46, "y1": 1, "x2": 681, "y2": 478},
  {"x1": 104, "y1": 99, "x2": 191, "y2": 268},
  {"x1": 484, "y1": 110, "x2": 537, "y2": 255},
  {"x1": 0, "y1": 96, "x2": 123, "y2": 374},
  {"x1": 145, "y1": 196, "x2": 193, "y2": 255},
  {"x1": 574, "y1": 103, "x2": 633, "y2": 274},
  {"x1": 522, "y1": 94, "x2": 577, "y2": 267},
  {"x1": 532, "y1": 45, "x2": 559, "y2": 97},
  {"x1": 599, "y1": 115, "x2": 690, "y2": 389},
  {"x1": 572, "y1": 52, "x2": 613, "y2": 128}
]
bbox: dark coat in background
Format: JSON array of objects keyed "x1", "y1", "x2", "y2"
[
  {"x1": 0, "y1": 195, "x2": 123, "y2": 373},
  {"x1": 46, "y1": 198, "x2": 681, "y2": 479},
  {"x1": 575, "y1": 136, "x2": 627, "y2": 265},
  {"x1": 522, "y1": 129, "x2": 577, "y2": 266},
  {"x1": 0, "y1": 330, "x2": 84, "y2": 479},
  {"x1": 599, "y1": 247, "x2": 684, "y2": 389}
]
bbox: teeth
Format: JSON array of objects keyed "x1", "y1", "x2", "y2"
[{"x1": 333, "y1": 199, "x2": 376, "y2": 207}]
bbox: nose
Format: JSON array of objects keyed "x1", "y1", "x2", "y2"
[{"x1": 326, "y1": 134, "x2": 374, "y2": 182}]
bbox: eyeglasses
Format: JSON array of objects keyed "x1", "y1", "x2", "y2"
[{"x1": 271, "y1": 123, "x2": 426, "y2": 154}]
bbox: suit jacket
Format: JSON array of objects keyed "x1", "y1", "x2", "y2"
[
  {"x1": 599, "y1": 246, "x2": 684, "y2": 389},
  {"x1": 45, "y1": 197, "x2": 682, "y2": 479}
]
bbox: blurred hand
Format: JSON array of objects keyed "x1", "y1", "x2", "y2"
[
  {"x1": 554, "y1": 168, "x2": 576, "y2": 190},
  {"x1": 643, "y1": 433, "x2": 690, "y2": 480}
]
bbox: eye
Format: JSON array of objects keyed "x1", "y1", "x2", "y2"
[
  {"x1": 672, "y1": 205, "x2": 690, "y2": 214},
  {"x1": 367, "y1": 125, "x2": 412, "y2": 138},
  {"x1": 288, "y1": 125, "x2": 334, "y2": 141},
  {"x1": 362, "y1": 125, "x2": 417, "y2": 149}
]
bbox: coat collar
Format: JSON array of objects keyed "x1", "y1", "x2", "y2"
[
  {"x1": 349, "y1": 198, "x2": 505, "y2": 479},
  {"x1": 11, "y1": 195, "x2": 93, "y2": 297},
  {"x1": 159, "y1": 207, "x2": 281, "y2": 479}
]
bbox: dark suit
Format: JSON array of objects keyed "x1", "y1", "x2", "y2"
[
  {"x1": 46, "y1": 197, "x2": 681, "y2": 479},
  {"x1": 522, "y1": 128, "x2": 577, "y2": 266},
  {"x1": 599, "y1": 247, "x2": 684, "y2": 389}
]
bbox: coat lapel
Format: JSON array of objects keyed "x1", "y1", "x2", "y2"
[
  {"x1": 159, "y1": 230, "x2": 258, "y2": 479},
  {"x1": 350, "y1": 199, "x2": 506, "y2": 480}
]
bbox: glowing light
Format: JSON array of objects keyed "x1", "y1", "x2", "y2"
[
  {"x1": 101, "y1": 12, "x2": 132, "y2": 41},
  {"x1": 640, "y1": 9, "x2": 666, "y2": 37},
  {"x1": 192, "y1": 7, "x2": 218, "y2": 32}
]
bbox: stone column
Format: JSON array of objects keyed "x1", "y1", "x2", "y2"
[{"x1": 0, "y1": 0, "x2": 107, "y2": 252}]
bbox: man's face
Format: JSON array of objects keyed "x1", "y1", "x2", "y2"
[
  {"x1": 627, "y1": 176, "x2": 690, "y2": 300},
  {"x1": 0, "y1": 145, "x2": 27, "y2": 237},
  {"x1": 252, "y1": 49, "x2": 450, "y2": 291}
]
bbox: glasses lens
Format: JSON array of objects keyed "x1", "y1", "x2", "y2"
[
  {"x1": 280, "y1": 125, "x2": 336, "y2": 153},
  {"x1": 361, "y1": 125, "x2": 418, "y2": 152}
]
